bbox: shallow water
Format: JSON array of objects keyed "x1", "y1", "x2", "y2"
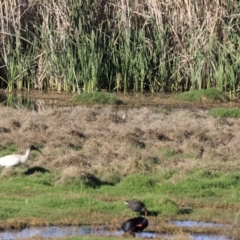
[
  {"x1": 172, "y1": 220, "x2": 230, "y2": 228},
  {"x1": 0, "y1": 91, "x2": 69, "y2": 110},
  {"x1": 0, "y1": 93, "x2": 35, "y2": 109},
  {"x1": 0, "y1": 221, "x2": 231, "y2": 240}
]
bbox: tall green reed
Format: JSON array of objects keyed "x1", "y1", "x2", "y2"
[
  {"x1": 1, "y1": 0, "x2": 240, "y2": 97},
  {"x1": 0, "y1": 34, "x2": 37, "y2": 92}
]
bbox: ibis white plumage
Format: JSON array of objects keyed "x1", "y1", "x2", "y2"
[{"x1": 0, "y1": 145, "x2": 43, "y2": 168}]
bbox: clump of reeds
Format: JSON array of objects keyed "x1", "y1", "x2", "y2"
[{"x1": 0, "y1": 0, "x2": 240, "y2": 97}]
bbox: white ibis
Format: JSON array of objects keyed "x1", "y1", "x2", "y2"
[
  {"x1": 124, "y1": 199, "x2": 148, "y2": 215},
  {"x1": 0, "y1": 145, "x2": 43, "y2": 168}
]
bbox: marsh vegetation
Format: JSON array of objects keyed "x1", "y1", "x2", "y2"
[
  {"x1": 1, "y1": 0, "x2": 240, "y2": 236},
  {"x1": 1, "y1": 0, "x2": 240, "y2": 97},
  {"x1": 0, "y1": 91, "x2": 240, "y2": 239}
]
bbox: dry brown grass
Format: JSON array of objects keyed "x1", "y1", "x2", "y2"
[{"x1": 0, "y1": 103, "x2": 240, "y2": 181}]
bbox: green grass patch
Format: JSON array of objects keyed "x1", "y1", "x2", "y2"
[
  {"x1": 174, "y1": 88, "x2": 229, "y2": 102},
  {"x1": 73, "y1": 92, "x2": 123, "y2": 105},
  {"x1": 210, "y1": 107, "x2": 240, "y2": 118},
  {"x1": 159, "y1": 198, "x2": 179, "y2": 214},
  {"x1": 0, "y1": 168, "x2": 240, "y2": 228},
  {"x1": 153, "y1": 107, "x2": 169, "y2": 115},
  {"x1": 162, "y1": 149, "x2": 180, "y2": 158},
  {"x1": 69, "y1": 143, "x2": 82, "y2": 151},
  {"x1": 0, "y1": 144, "x2": 17, "y2": 157}
]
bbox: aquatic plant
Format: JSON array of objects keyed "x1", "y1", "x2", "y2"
[{"x1": 0, "y1": 0, "x2": 239, "y2": 97}]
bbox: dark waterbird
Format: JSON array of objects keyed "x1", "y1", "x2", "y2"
[
  {"x1": 121, "y1": 217, "x2": 148, "y2": 236},
  {"x1": 124, "y1": 199, "x2": 148, "y2": 215}
]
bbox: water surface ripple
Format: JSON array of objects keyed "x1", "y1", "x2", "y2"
[{"x1": 0, "y1": 221, "x2": 231, "y2": 240}]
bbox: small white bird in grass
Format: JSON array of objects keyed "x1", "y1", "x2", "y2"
[{"x1": 0, "y1": 145, "x2": 43, "y2": 168}]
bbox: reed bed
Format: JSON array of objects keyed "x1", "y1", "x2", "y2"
[{"x1": 0, "y1": 0, "x2": 240, "y2": 96}]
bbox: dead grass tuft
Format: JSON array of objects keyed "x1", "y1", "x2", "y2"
[
  {"x1": 61, "y1": 166, "x2": 84, "y2": 180},
  {"x1": 0, "y1": 105, "x2": 240, "y2": 179}
]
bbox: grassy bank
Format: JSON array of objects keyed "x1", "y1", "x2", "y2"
[
  {"x1": 1, "y1": 169, "x2": 240, "y2": 226},
  {"x1": 0, "y1": 169, "x2": 239, "y2": 238},
  {"x1": 0, "y1": 98, "x2": 240, "y2": 240}
]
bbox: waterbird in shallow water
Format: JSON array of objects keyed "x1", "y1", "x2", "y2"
[
  {"x1": 121, "y1": 217, "x2": 148, "y2": 236},
  {"x1": 0, "y1": 145, "x2": 43, "y2": 168},
  {"x1": 124, "y1": 199, "x2": 148, "y2": 215}
]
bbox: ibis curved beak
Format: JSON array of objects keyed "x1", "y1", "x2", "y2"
[
  {"x1": 30, "y1": 146, "x2": 43, "y2": 156},
  {"x1": 36, "y1": 148, "x2": 43, "y2": 155}
]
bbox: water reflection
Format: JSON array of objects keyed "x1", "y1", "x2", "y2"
[
  {"x1": 0, "y1": 224, "x2": 231, "y2": 240},
  {"x1": 172, "y1": 220, "x2": 230, "y2": 228},
  {"x1": 0, "y1": 226, "x2": 91, "y2": 239},
  {"x1": 0, "y1": 92, "x2": 68, "y2": 110},
  {"x1": 0, "y1": 93, "x2": 35, "y2": 109},
  {"x1": 191, "y1": 234, "x2": 230, "y2": 240}
]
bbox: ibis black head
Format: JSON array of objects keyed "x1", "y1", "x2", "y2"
[{"x1": 29, "y1": 145, "x2": 43, "y2": 155}]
